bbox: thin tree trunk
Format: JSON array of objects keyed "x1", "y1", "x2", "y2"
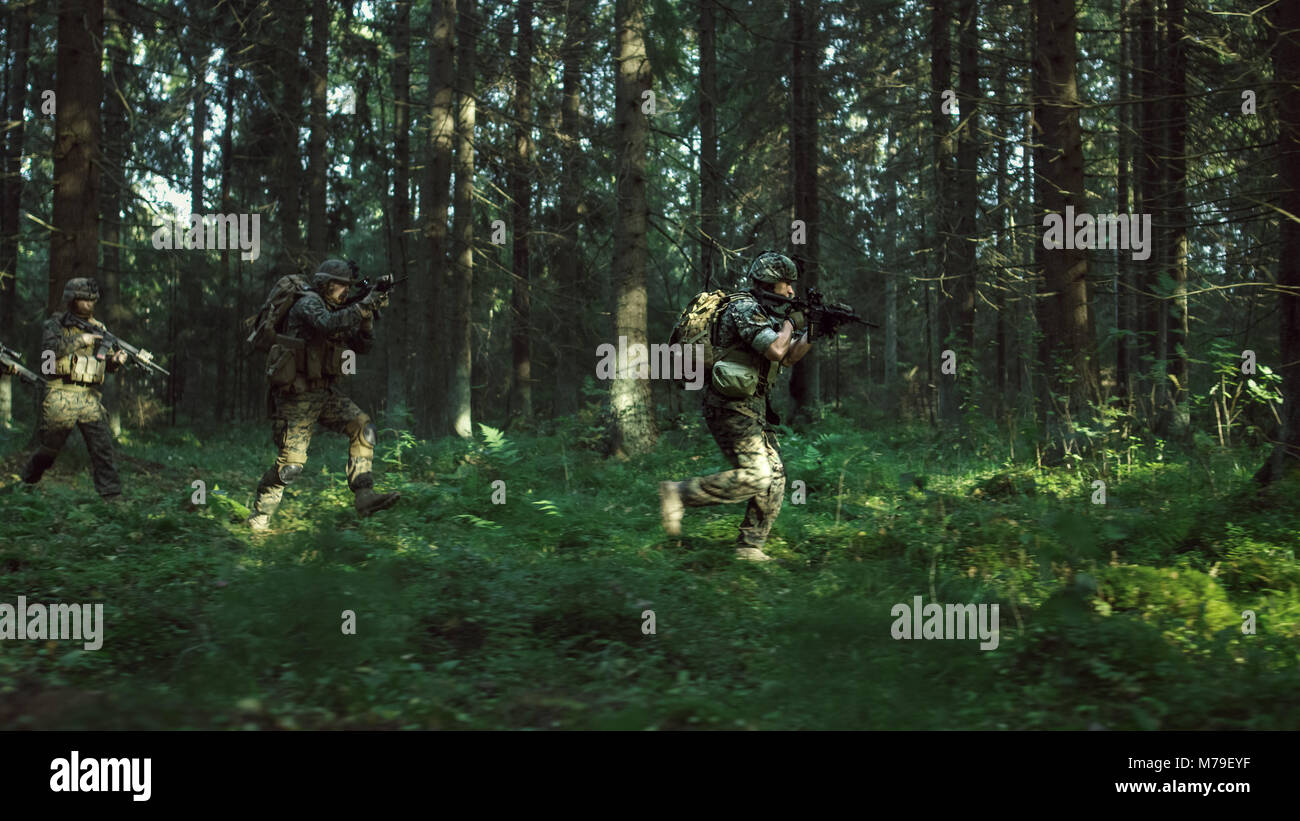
[
  {"x1": 1163, "y1": 0, "x2": 1189, "y2": 437},
  {"x1": 449, "y1": 0, "x2": 478, "y2": 438},
  {"x1": 699, "y1": 0, "x2": 720, "y2": 291},
  {"x1": 100, "y1": 0, "x2": 130, "y2": 435},
  {"x1": 553, "y1": 0, "x2": 589, "y2": 418},
  {"x1": 789, "y1": 0, "x2": 821, "y2": 416},
  {"x1": 930, "y1": 0, "x2": 956, "y2": 424},
  {"x1": 508, "y1": 0, "x2": 534, "y2": 423},
  {"x1": 307, "y1": 0, "x2": 329, "y2": 257},
  {"x1": 948, "y1": 0, "x2": 978, "y2": 422},
  {"x1": 1, "y1": 1, "x2": 32, "y2": 426},
  {"x1": 422, "y1": 0, "x2": 455, "y2": 434},
  {"x1": 387, "y1": 0, "x2": 411, "y2": 417}
]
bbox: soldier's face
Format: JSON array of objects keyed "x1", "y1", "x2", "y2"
[
  {"x1": 72, "y1": 298, "x2": 96, "y2": 317},
  {"x1": 325, "y1": 282, "x2": 348, "y2": 303},
  {"x1": 773, "y1": 281, "x2": 795, "y2": 298}
]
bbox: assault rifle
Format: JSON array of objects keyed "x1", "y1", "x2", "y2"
[
  {"x1": 340, "y1": 264, "x2": 405, "y2": 316},
  {"x1": 756, "y1": 287, "x2": 879, "y2": 338},
  {"x1": 64, "y1": 315, "x2": 171, "y2": 378},
  {"x1": 0, "y1": 341, "x2": 42, "y2": 385}
]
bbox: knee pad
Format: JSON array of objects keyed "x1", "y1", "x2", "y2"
[
  {"x1": 278, "y1": 462, "x2": 304, "y2": 485},
  {"x1": 346, "y1": 414, "x2": 375, "y2": 455}
]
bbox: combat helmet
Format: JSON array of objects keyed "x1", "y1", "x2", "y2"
[
  {"x1": 62, "y1": 277, "x2": 100, "y2": 304},
  {"x1": 313, "y1": 259, "x2": 358, "y2": 294},
  {"x1": 747, "y1": 252, "x2": 797, "y2": 285}
]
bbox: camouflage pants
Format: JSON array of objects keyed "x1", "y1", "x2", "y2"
[
  {"x1": 678, "y1": 402, "x2": 786, "y2": 548},
  {"x1": 21, "y1": 384, "x2": 122, "y2": 498},
  {"x1": 252, "y1": 386, "x2": 375, "y2": 517}
]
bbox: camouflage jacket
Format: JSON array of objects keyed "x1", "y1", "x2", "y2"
[
  {"x1": 43, "y1": 313, "x2": 122, "y2": 387},
  {"x1": 283, "y1": 291, "x2": 373, "y2": 354},
  {"x1": 704, "y1": 291, "x2": 784, "y2": 415}
]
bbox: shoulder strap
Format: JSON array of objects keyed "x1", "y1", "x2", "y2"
[{"x1": 711, "y1": 292, "x2": 752, "y2": 354}]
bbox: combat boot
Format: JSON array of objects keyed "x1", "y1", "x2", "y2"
[
  {"x1": 246, "y1": 513, "x2": 271, "y2": 532},
  {"x1": 355, "y1": 487, "x2": 400, "y2": 518},
  {"x1": 735, "y1": 546, "x2": 774, "y2": 562},
  {"x1": 659, "y1": 481, "x2": 683, "y2": 537}
]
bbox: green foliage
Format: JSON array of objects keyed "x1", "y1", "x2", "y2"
[{"x1": 1, "y1": 414, "x2": 1296, "y2": 730}]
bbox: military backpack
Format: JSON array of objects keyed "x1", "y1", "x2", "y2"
[
  {"x1": 243, "y1": 274, "x2": 314, "y2": 354},
  {"x1": 668, "y1": 290, "x2": 770, "y2": 398}
]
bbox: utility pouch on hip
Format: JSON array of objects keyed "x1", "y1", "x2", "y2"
[
  {"x1": 266, "y1": 343, "x2": 297, "y2": 388},
  {"x1": 711, "y1": 358, "x2": 759, "y2": 399}
]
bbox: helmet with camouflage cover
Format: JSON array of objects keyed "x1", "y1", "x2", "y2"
[
  {"x1": 314, "y1": 259, "x2": 356, "y2": 288},
  {"x1": 63, "y1": 277, "x2": 100, "y2": 304},
  {"x1": 747, "y1": 252, "x2": 798, "y2": 285}
]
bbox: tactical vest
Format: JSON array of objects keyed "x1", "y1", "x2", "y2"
[
  {"x1": 265, "y1": 298, "x2": 349, "y2": 393},
  {"x1": 53, "y1": 316, "x2": 108, "y2": 386},
  {"x1": 710, "y1": 295, "x2": 780, "y2": 400}
]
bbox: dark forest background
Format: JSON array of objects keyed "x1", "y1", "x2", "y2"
[{"x1": 1, "y1": 0, "x2": 1297, "y2": 478}]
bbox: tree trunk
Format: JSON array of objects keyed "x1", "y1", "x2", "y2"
[
  {"x1": 1255, "y1": 0, "x2": 1300, "y2": 484},
  {"x1": 608, "y1": 0, "x2": 658, "y2": 458},
  {"x1": 1162, "y1": 0, "x2": 1189, "y2": 437},
  {"x1": 699, "y1": 0, "x2": 721, "y2": 291},
  {"x1": 0, "y1": 1, "x2": 32, "y2": 426},
  {"x1": 307, "y1": 0, "x2": 329, "y2": 257},
  {"x1": 930, "y1": 0, "x2": 957, "y2": 424},
  {"x1": 272, "y1": 13, "x2": 306, "y2": 277},
  {"x1": 882, "y1": 128, "x2": 898, "y2": 412},
  {"x1": 178, "y1": 46, "x2": 208, "y2": 424},
  {"x1": 448, "y1": 0, "x2": 477, "y2": 438},
  {"x1": 789, "y1": 0, "x2": 821, "y2": 417},
  {"x1": 49, "y1": 0, "x2": 104, "y2": 314},
  {"x1": 949, "y1": 0, "x2": 978, "y2": 422},
  {"x1": 508, "y1": 0, "x2": 534, "y2": 423},
  {"x1": 422, "y1": 0, "x2": 455, "y2": 434},
  {"x1": 1033, "y1": 0, "x2": 1099, "y2": 456},
  {"x1": 1135, "y1": 0, "x2": 1159, "y2": 423},
  {"x1": 553, "y1": 0, "x2": 589, "y2": 418},
  {"x1": 387, "y1": 0, "x2": 411, "y2": 418},
  {"x1": 100, "y1": 0, "x2": 130, "y2": 436},
  {"x1": 1115, "y1": 0, "x2": 1133, "y2": 407}
]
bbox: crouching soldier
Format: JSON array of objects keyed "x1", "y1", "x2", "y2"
[
  {"x1": 247, "y1": 260, "x2": 400, "y2": 530},
  {"x1": 19, "y1": 278, "x2": 127, "y2": 501}
]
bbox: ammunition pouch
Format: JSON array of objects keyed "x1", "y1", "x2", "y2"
[{"x1": 67, "y1": 353, "x2": 107, "y2": 385}]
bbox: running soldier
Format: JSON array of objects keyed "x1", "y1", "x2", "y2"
[
  {"x1": 19, "y1": 278, "x2": 128, "y2": 500},
  {"x1": 659, "y1": 253, "x2": 815, "y2": 561},
  {"x1": 247, "y1": 260, "x2": 400, "y2": 530}
]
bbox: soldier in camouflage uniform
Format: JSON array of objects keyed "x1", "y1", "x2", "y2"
[
  {"x1": 659, "y1": 253, "x2": 815, "y2": 561},
  {"x1": 247, "y1": 260, "x2": 400, "y2": 530},
  {"x1": 19, "y1": 278, "x2": 128, "y2": 500}
]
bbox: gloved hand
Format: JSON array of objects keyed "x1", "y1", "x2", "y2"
[
  {"x1": 788, "y1": 309, "x2": 807, "y2": 332},
  {"x1": 355, "y1": 301, "x2": 375, "y2": 321}
]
